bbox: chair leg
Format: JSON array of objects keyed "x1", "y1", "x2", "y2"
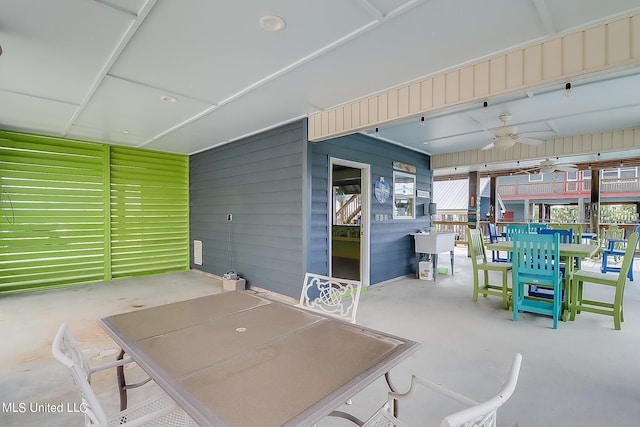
[
  {"x1": 613, "y1": 285, "x2": 624, "y2": 330},
  {"x1": 117, "y1": 349, "x2": 128, "y2": 411},
  {"x1": 570, "y1": 280, "x2": 581, "y2": 321},
  {"x1": 512, "y1": 281, "x2": 520, "y2": 322},
  {"x1": 600, "y1": 252, "x2": 608, "y2": 274},
  {"x1": 482, "y1": 270, "x2": 490, "y2": 298},
  {"x1": 501, "y1": 270, "x2": 509, "y2": 309},
  {"x1": 472, "y1": 272, "x2": 479, "y2": 302}
]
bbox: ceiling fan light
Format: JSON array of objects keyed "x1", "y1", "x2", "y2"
[
  {"x1": 540, "y1": 166, "x2": 554, "y2": 174},
  {"x1": 260, "y1": 15, "x2": 286, "y2": 32}
]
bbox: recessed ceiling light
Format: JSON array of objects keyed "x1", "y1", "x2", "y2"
[
  {"x1": 160, "y1": 95, "x2": 178, "y2": 103},
  {"x1": 259, "y1": 15, "x2": 286, "y2": 32},
  {"x1": 121, "y1": 130, "x2": 129, "y2": 134}
]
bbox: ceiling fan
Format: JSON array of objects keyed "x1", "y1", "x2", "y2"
[
  {"x1": 524, "y1": 158, "x2": 578, "y2": 174},
  {"x1": 481, "y1": 114, "x2": 549, "y2": 151}
]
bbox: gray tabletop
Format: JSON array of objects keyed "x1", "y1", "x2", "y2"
[{"x1": 99, "y1": 291, "x2": 420, "y2": 427}]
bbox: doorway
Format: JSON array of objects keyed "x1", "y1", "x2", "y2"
[{"x1": 329, "y1": 158, "x2": 370, "y2": 285}]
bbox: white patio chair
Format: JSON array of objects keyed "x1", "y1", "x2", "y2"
[
  {"x1": 297, "y1": 272, "x2": 363, "y2": 323},
  {"x1": 52, "y1": 323, "x2": 197, "y2": 426},
  {"x1": 363, "y1": 353, "x2": 522, "y2": 427}
]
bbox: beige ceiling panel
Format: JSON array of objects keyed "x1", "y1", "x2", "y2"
[
  {"x1": 344, "y1": 105, "x2": 352, "y2": 130},
  {"x1": 459, "y1": 66, "x2": 474, "y2": 101},
  {"x1": 563, "y1": 32, "x2": 584, "y2": 75},
  {"x1": 308, "y1": 12, "x2": 640, "y2": 143},
  {"x1": 634, "y1": 16, "x2": 640, "y2": 58},
  {"x1": 328, "y1": 109, "x2": 336, "y2": 135},
  {"x1": 573, "y1": 135, "x2": 584, "y2": 153},
  {"x1": 602, "y1": 132, "x2": 614, "y2": 150},
  {"x1": 489, "y1": 56, "x2": 506, "y2": 93},
  {"x1": 398, "y1": 87, "x2": 409, "y2": 117},
  {"x1": 387, "y1": 90, "x2": 398, "y2": 119},
  {"x1": 584, "y1": 25, "x2": 607, "y2": 69},
  {"x1": 378, "y1": 93, "x2": 388, "y2": 122},
  {"x1": 445, "y1": 70, "x2": 459, "y2": 105},
  {"x1": 607, "y1": 17, "x2": 631, "y2": 64},
  {"x1": 581, "y1": 134, "x2": 593, "y2": 152},
  {"x1": 506, "y1": 50, "x2": 524, "y2": 89},
  {"x1": 473, "y1": 61, "x2": 489, "y2": 98},
  {"x1": 542, "y1": 38, "x2": 562, "y2": 80},
  {"x1": 359, "y1": 99, "x2": 369, "y2": 126},
  {"x1": 433, "y1": 75, "x2": 446, "y2": 107},
  {"x1": 321, "y1": 111, "x2": 329, "y2": 136},
  {"x1": 335, "y1": 107, "x2": 344, "y2": 134},
  {"x1": 352, "y1": 103, "x2": 361, "y2": 129},
  {"x1": 420, "y1": 79, "x2": 433, "y2": 110},
  {"x1": 409, "y1": 83, "x2": 421, "y2": 114},
  {"x1": 623, "y1": 128, "x2": 635, "y2": 148},
  {"x1": 369, "y1": 96, "x2": 379, "y2": 123},
  {"x1": 524, "y1": 44, "x2": 542, "y2": 85}
]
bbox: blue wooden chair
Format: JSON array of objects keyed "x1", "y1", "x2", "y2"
[
  {"x1": 487, "y1": 223, "x2": 508, "y2": 262},
  {"x1": 512, "y1": 232, "x2": 563, "y2": 329},
  {"x1": 601, "y1": 224, "x2": 640, "y2": 281}
]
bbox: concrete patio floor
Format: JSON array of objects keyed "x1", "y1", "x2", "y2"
[{"x1": 1, "y1": 247, "x2": 639, "y2": 426}]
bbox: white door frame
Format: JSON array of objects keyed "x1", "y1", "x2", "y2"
[{"x1": 328, "y1": 157, "x2": 370, "y2": 286}]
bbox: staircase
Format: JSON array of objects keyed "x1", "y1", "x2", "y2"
[{"x1": 336, "y1": 194, "x2": 361, "y2": 224}]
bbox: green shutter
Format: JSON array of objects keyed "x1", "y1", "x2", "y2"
[
  {"x1": 0, "y1": 135, "x2": 107, "y2": 292},
  {"x1": 0, "y1": 132, "x2": 189, "y2": 293},
  {"x1": 109, "y1": 146, "x2": 189, "y2": 278}
]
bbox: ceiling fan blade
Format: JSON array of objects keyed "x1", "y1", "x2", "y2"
[
  {"x1": 481, "y1": 142, "x2": 495, "y2": 150},
  {"x1": 518, "y1": 137, "x2": 545, "y2": 146},
  {"x1": 519, "y1": 130, "x2": 556, "y2": 138},
  {"x1": 556, "y1": 164, "x2": 578, "y2": 172}
]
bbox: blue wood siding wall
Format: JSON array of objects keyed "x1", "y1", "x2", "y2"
[
  {"x1": 310, "y1": 133, "x2": 431, "y2": 284},
  {"x1": 190, "y1": 121, "x2": 306, "y2": 298}
]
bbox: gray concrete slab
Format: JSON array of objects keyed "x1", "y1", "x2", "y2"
[{"x1": 1, "y1": 252, "x2": 639, "y2": 426}]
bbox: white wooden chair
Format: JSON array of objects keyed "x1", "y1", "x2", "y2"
[
  {"x1": 52, "y1": 323, "x2": 197, "y2": 426},
  {"x1": 297, "y1": 272, "x2": 363, "y2": 323},
  {"x1": 363, "y1": 353, "x2": 522, "y2": 427}
]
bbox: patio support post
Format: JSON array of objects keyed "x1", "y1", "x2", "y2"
[
  {"x1": 468, "y1": 171, "x2": 480, "y2": 257},
  {"x1": 468, "y1": 172, "x2": 480, "y2": 230},
  {"x1": 489, "y1": 176, "x2": 497, "y2": 224},
  {"x1": 590, "y1": 168, "x2": 601, "y2": 233}
]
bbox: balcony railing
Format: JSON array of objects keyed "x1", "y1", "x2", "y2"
[{"x1": 498, "y1": 177, "x2": 640, "y2": 197}]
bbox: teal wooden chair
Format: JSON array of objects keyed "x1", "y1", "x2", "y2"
[
  {"x1": 467, "y1": 228, "x2": 512, "y2": 309},
  {"x1": 504, "y1": 225, "x2": 529, "y2": 262},
  {"x1": 529, "y1": 228, "x2": 572, "y2": 300},
  {"x1": 528, "y1": 223, "x2": 548, "y2": 233},
  {"x1": 512, "y1": 232, "x2": 563, "y2": 329},
  {"x1": 505, "y1": 224, "x2": 529, "y2": 239},
  {"x1": 571, "y1": 232, "x2": 639, "y2": 330}
]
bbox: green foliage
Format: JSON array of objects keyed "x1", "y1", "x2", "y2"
[{"x1": 550, "y1": 204, "x2": 638, "y2": 223}]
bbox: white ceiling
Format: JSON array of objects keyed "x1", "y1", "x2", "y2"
[{"x1": 1, "y1": 0, "x2": 640, "y2": 173}]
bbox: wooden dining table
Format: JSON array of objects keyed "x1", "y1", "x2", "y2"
[
  {"x1": 98, "y1": 291, "x2": 420, "y2": 427},
  {"x1": 486, "y1": 240, "x2": 598, "y2": 320}
]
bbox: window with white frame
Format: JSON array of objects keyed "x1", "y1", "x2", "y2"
[
  {"x1": 528, "y1": 173, "x2": 543, "y2": 182},
  {"x1": 392, "y1": 171, "x2": 415, "y2": 219},
  {"x1": 602, "y1": 167, "x2": 637, "y2": 180}
]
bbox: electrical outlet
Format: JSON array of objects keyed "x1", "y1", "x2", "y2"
[{"x1": 227, "y1": 214, "x2": 232, "y2": 222}]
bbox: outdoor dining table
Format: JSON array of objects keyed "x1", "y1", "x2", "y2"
[
  {"x1": 98, "y1": 291, "x2": 420, "y2": 427},
  {"x1": 486, "y1": 240, "x2": 598, "y2": 320}
]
